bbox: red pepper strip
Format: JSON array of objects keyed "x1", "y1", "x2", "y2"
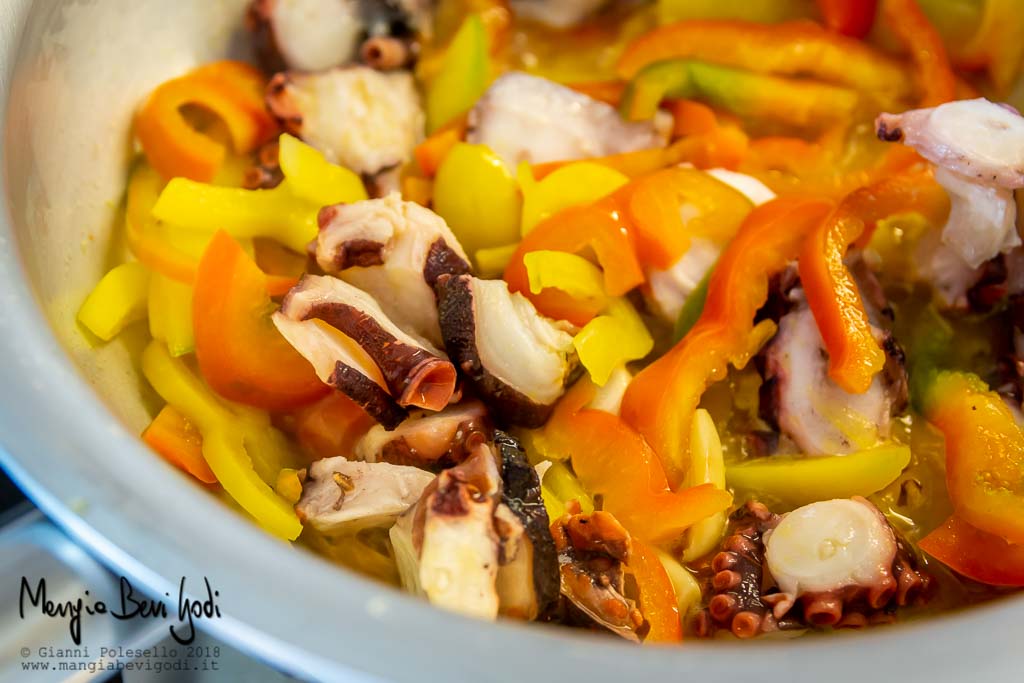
[
  {"x1": 879, "y1": 0, "x2": 955, "y2": 107},
  {"x1": 798, "y1": 172, "x2": 948, "y2": 393},
  {"x1": 504, "y1": 197, "x2": 644, "y2": 326},
  {"x1": 566, "y1": 80, "x2": 627, "y2": 107},
  {"x1": 923, "y1": 371, "x2": 1024, "y2": 545},
  {"x1": 622, "y1": 197, "x2": 834, "y2": 486},
  {"x1": 615, "y1": 19, "x2": 911, "y2": 103},
  {"x1": 142, "y1": 405, "x2": 218, "y2": 484},
  {"x1": 816, "y1": 0, "x2": 878, "y2": 38},
  {"x1": 543, "y1": 378, "x2": 732, "y2": 544},
  {"x1": 919, "y1": 515, "x2": 1024, "y2": 587},
  {"x1": 628, "y1": 539, "x2": 683, "y2": 643},
  {"x1": 134, "y1": 61, "x2": 277, "y2": 182},
  {"x1": 194, "y1": 231, "x2": 329, "y2": 411}
]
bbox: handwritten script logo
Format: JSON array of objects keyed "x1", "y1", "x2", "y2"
[{"x1": 18, "y1": 576, "x2": 222, "y2": 645}]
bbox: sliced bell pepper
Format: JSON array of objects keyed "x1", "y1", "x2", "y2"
[
  {"x1": 276, "y1": 133, "x2": 367, "y2": 206},
  {"x1": 656, "y1": 550, "x2": 703, "y2": 618},
  {"x1": 566, "y1": 80, "x2": 627, "y2": 107},
  {"x1": 134, "y1": 60, "x2": 277, "y2": 182},
  {"x1": 142, "y1": 405, "x2": 217, "y2": 484},
  {"x1": 505, "y1": 198, "x2": 643, "y2": 326},
  {"x1": 524, "y1": 251, "x2": 609, "y2": 312},
  {"x1": 919, "y1": 515, "x2": 1024, "y2": 587},
  {"x1": 680, "y1": 409, "x2": 727, "y2": 561},
  {"x1": 621, "y1": 197, "x2": 835, "y2": 486},
  {"x1": 627, "y1": 539, "x2": 683, "y2": 643},
  {"x1": 518, "y1": 161, "x2": 630, "y2": 236},
  {"x1": 433, "y1": 142, "x2": 521, "y2": 261},
  {"x1": 141, "y1": 341, "x2": 302, "y2": 540},
  {"x1": 666, "y1": 100, "x2": 718, "y2": 138},
  {"x1": 77, "y1": 262, "x2": 150, "y2": 341},
  {"x1": 193, "y1": 231, "x2": 328, "y2": 411},
  {"x1": 426, "y1": 14, "x2": 491, "y2": 132},
  {"x1": 148, "y1": 273, "x2": 195, "y2": 358},
  {"x1": 798, "y1": 171, "x2": 948, "y2": 394},
  {"x1": 656, "y1": 0, "x2": 813, "y2": 24},
  {"x1": 816, "y1": 0, "x2": 878, "y2": 38},
  {"x1": 292, "y1": 391, "x2": 374, "y2": 459},
  {"x1": 952, "y1": 0, "x2": 1024, "y2": 95},
  {"x1": 544, "y1": 378, "x2": 733, "y2": 544},
  {"x1": 474, "y1": 243, "x2": 519, "y2": 278},
  {"x1": 617, "y1": 19, "x2": 909, "y2": 102},
  {"x1": 414, "y1": 115, "x2": 468, "y2": 177},
  {"x1": 922, "y1": 371, "x2": 1024, "y2": 544},
  {"x1": 621, "y1": 59, "x2": 860, "y2": 129},
  {"x1": 727, "y1": 443, "x2": 911, "y2": 508},
  {"x1": 879, "y1": 0, "x2": 955, "y2": 107}
]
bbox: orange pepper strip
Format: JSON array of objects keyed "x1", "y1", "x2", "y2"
[
  {"x1": 134, "y1": 60, "x2": 277, "y2": 182},
  {"x1": 193, "y1": 231, "x2": 329, "y2": 411},
  {"x1": 919, "y1": 515, "x2": 1024, "y2": 587},
  {"x1": 629, "y1": 539, "x2": 683, "y2": 643},
  {"x1": 622, "y1": 198, "x2": 834, "y2": 486},
  {"x1": 544, "y1": 379, "x2": 732, "y2": 544},
  {"x1": 798, "y1": 172, "x2": 948, "y2": 393},
  {"x1": 504, "y1": 198, "x2": 644, "y2": 325},
  {"x1": 566, "y1": 80, "x2": 627, "y2": 107},
  {"x1": 615, "y1": 20, "x2": 911, "y2": 102},
  {"x1": 413, "y1": 114, "x2": 468, "y2": 177},
  {"x1": 879, "y1": 0, "x2": 956, "y2": 107},
  {"x1": 667, "y1": 100, "x2": 718, "y2": 138},
  {"x1": 142, "y1": 405, "x2": 218, "y2": 484},
  {"x1": 291, "y1": 392, "x2": 375, "y2": 460}
]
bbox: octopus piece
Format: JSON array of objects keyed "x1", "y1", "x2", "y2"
[
  {"x1": 436, "y1": 274, "x2": 577, "y2": 427},
  {"x1": 275, "y1": 274, "x2": 457, "y2": 420},
  {"x1": 390, "y1": 438, "x2": 504, "y2": 619},
  {"x1": 266, "y1": 66, "x2": 424, "y2": 191},
  {"x1": 494, "y1": 431, "x2": 560, "y2": 620},
  {"x1": 355, "y1": 401, "x2": 491, "y2": 469},
  {"x1": 876, "y1": 99, "x2": 1024, "y2": 269},
  {"x1": 243, "y1": 140, "x2": 284, "y2": 190},
  {"x1": 694, "y1": 501, "x2": 784, "y2": 639},
  {"x1": 550, "y1": 508, "x2": 644, "y2": 641},
  {"x1": 760, "y1": 297, "x2": 905, "y2": 455},
  {"x1": 466, "y1": 72, "x2": 668, "y2": 172},
  {"x1": 763, "y1": 497, "x2": 931, "y2": 627},
  {"x1": 509, "y1": 0, "x2": 610, "y2": 28},
  {"x1": 295, "y1": 456, "x2": 434, "y2": 536},
  {"x1": 248, "y1": 0, "x2": 430, "y2": 73},
  {"x1": 314, "y1": 193, "x2": 470, "y2": 346}
]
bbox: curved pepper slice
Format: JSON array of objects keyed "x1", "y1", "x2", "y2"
[
  {"x1": 193, "y1": 231, "x2": 328, "y2": 411},
  {"x1": 628, "y1": 539, "x2": 683, "y2": 643},
  {"x1": 77, "y1": 262, "x2": 150, "y2": 341},
  {"x1": 544, "y1": 379, "x2": 733, "y2": 544},
  {"x1": 919, "y1": 515, "x2": 1024, "y2": 587},
  {"x1": 426, "y1": 14, "x2": 491, "y2": 132},
  {"x1": 142, "y1": 405, "x2": 217, "y2": 484},
  {"x1": 816, "y1": 0, "x2": 877, "y2": 37},
  {"x1": 276, "y1": 134, "x2": 367, "y2": 207},
  {"x1": 616, "y1": 19, "x2": 908, "y2": 101},
  {"x1": 953, "y1": 0, "x2": 1024, "y2": 95},
  {"x1": 622, "y1": 197, "x2": 834, "y2": 486},
  {"x1": 726, "y1": 443, "x2": 911, "y2": 508},
  {"x1": 879, "y1": 0, "x2": 955, "y2": 107},
  {"x1": 620, "y1": 59, "x2": 860, "y2": 129},
  {"x1": 141, "y1": 341, "x2": 302, "y2": 540},
  {"x1": 923, "y1": 371, "x2": 1024, "y2": 544},
  {"x1": 798, "y1": 171, "x2": 948, "y2": 394},
  {"x1": 519, "y1": 162, "x2": 629, "y2": 236},
  {"x1": 148, "y1": 273, "x2": 195, "y2": 357},
  {"x1": 134, "y1": 60, "x2": 277, "y2": 182}
]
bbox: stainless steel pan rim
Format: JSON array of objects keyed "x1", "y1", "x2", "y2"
[{"x1": 0, "y1": 1, "x2": 1021, "y2": 681}]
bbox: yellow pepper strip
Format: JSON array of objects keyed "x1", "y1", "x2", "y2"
[
  {"x1": 680, "y1": 409, "x2": 727, "y2": 562},
  {"x1": 474, "y1": 243, "x2": 519, "y2": 278},
  {"x1": 148, "y1": 273, "x2": 195, "y2": 357},
  {"x1": 525, "y1": 251, "x2": 652, "y2": 385},
  {"x1": 152, "y1": 177, "x2": 318, "y2": 254},
  {"x1": 77, "y1": 262, "x2": 150, "y2": 341},
  {"x1": 141, "y1": 341, "x2": 302, "y2": 540},
  {"x1": 275, "y1": 468, "x2": 304, "y2": 505},
  {"x1": 655, "y1": 550, "x2": 702, "y2": 619},
  {"x1": 524, "y1": 251, "x2": 608, "y2": 311},
  {"x1": 426, "y1": 14, "x2": 491, "y2": 132},
  {"x1": 277, "y1": 133, "x2": 368, "y2": 206},
  {"x1": 518, "y1": 161, "x2": 629, "y2": 236},
  {"x1": 573, "y1": 299, "x2": 654, "y2": 386},
  {"x1": 542, "y1": 461, "x2": 595, "y2": 518},
  {"x1": 726, "y1": 443, "x2": 911, "y2": 509},
  {"x1": 433, "y1": 143, "x2": 521, "y2": 260}
]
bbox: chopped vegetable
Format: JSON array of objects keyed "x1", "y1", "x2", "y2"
[
  {"x1": 628, "y1": 539, "x2": 683, "y2": 643},
  {"x1": 77, "y1": 262, "x2": 150, "y2": 341},
  {"x1": 919, "y1": 515, "x2": 1024, "y2": 587},
  {"x1": 426, "y1": 14, "x2": 491, "y2": 132},
  {"x1": 816, "y1": 0, "x2": 878, "y2": 37},
  {"x1": 656, "y1": 0, "x2": 813, "y2": 24},
  {"x1": 680, "y1": 409, "x2": 726, "y2": 561},
  {"x1": 518, "y1": 161, "x2": 629, "y2": 236},
  {"x1": 142, "y1": 405, "x2": 217, "y2": 484},
  {"x1": 952, "y1": 0, "x2": 1024, "y2": 94},
  {"x1": 879, "y1": 0, "x2": 955, "y2": 107},
  {"x1": 276, "y1": 133, "x2": 368, "y2": 206},
  {"x1": 148, "y1": 273, "x2": 194, "y2": 357},
  {"x1": 413, "y1": 115, "x2": 468, "y2": 177},
  {"x1": 193, "y1": 231, "x2": 328, "y2": 411}
]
